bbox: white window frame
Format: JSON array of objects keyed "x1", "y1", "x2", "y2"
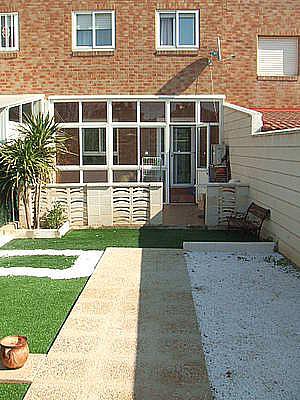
[
  {"x1": 257, "y1": 36, "x2": 299, "y2": 77},
  {"x1": 156, "y1": 10, "x2": 199, "y2": 51},
  {"x1": 0, "y1": 12, "x2": 19, "y2": 51},
  {"x1": 72, "y1": 11, "x2": 115, "y2": 51}
]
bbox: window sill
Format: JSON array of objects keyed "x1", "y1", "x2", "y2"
[
  {"x1": 257, "y1": 75, "x2": 298, "y2": 81},
  {"x1": 0, "y1": 51, "x2": 18, "y2": 59},
  {"x1": 71, "y1": 50, "x2": 115, "y2": 57},
  {"x1": 155, "y1": 49, "x2": 199, "y2": 57}
]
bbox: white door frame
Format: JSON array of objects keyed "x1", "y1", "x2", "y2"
[{"x1": 169, "y1": 126, "x2": 196, "y2": 188}]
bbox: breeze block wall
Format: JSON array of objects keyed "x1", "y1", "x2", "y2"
[{"x1": 0, "y1": 0, "x2": 299, "y2": 108}]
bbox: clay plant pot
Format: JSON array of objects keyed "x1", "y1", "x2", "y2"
[{"x1": 0, "y1": 336, "x2": 29, "y2": 369}]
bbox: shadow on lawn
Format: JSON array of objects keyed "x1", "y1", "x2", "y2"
[{"x1": 137, "y1": 227, "x2": 256, "y2": 248}]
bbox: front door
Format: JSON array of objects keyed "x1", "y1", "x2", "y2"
[{"x1": 170, "y1": 126, "x2": 195, "y2": 203}]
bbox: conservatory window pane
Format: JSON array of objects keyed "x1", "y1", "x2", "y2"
[
  {"x1": 57, "y1": 128, "x2": 80, "y2": 165},
  {"x1": 83, "y1": 170, "x2": 107, "y2": 183},
  {"x1": 113, "y1": 170, "x2": 137, "y2": 182},
  {"x1": 82, "y1": 102, "x2": 107, "y2": 122},
  {"x1": 9, "y1": 106, "x2": 20, "y2": 122},
  {"x1": 56, "y1": 171, "x2": 80, "y2": 183},
  {"x1": 95, "y1": 13, "x2": 112, "y2": 46},
  {"x1": 140, "y1": 102, "x2": 165, "y2": 122},
  {"x1": 179, "y1": 13, "x2": 196, "y2": 46},
  {"x1": 170, "y1": 102, "x2": 195, "y2": 122},
  {"x1": 113, "y1": 128, "x2": 137, "y2": 165},
  {"x1": 54, "y1": 102, "x2": 79, "y2": 123},
  {"x1": 112, "y1": 102, "x2": 137, "y2": 122},
  {"x1": 201, "y1": 102, "x2": 219, "y2": 122},
  {"x1": 140, "y1": 128, "x2": 164, "y2": 163},
  {"x1": 22, "y1": 103, "x2": 32, "y2": 120},
  {"x1": 82, "y1": 128, "x2": 106, "y2": 165}
]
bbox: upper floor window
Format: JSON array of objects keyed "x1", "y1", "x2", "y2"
[
  {"x1": 156, "y1": 10, "x2": 199, "y2": 50},
  {"x1": 258, "y1": 37, "x2": 299, "y2": 77},
  {"x1": 0, "y1": 13, "x2": 18, "y2": 51},
  {"x1": 73, "y1": 11, "x2": 115, "y2": 51}
]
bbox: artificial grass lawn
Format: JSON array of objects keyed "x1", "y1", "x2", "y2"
[
  {"x1": 0, "y1": 384, "x2": 29, "y2": 400},
  {"x1": 3, "y1": 227, "x2": 256, "y2": 251},
  {"x1": 0, "y1": 255, "x2": 77, "y2": 269},
  {"x1": 0, "y1": 276, "x2": 87, "y2": 354}
]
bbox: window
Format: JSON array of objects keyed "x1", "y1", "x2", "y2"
[
  {"x1": 82, "y1": 102, "x2": 107, "y2": 122},
  {"x1": 258, "y1": 37, "x2": 299, "y2": 76},
  {"x1": 170, "y1": 102, "x2": 195, "y2": 122},
  {"x1": 73, "y1": 11, "x2": 115, "y2": 50},
  {"x1": 56, "y1": 128, "x2": 80, "y2": 166},
  {"x1": 157, "y1": 11, "x2": 199, "y2": 50},
  {"x1": 112, "y1": 102, "x2": 137, "y2": 122},
  {"x1": 82, "y1": 128, "x2": 106, "y2": 165},
  {"x1": 54, "y1": 102, "x2": 79, "y2": 123},
  {"x1": 0, "y1": 13, "x2": 18, "y2": 51},
  {"x1": 8, "y1": 102, "x2": 35, "y2": 123},
  {"x1": 140, "y1": 102, "x2": 165, "y2": 122}
]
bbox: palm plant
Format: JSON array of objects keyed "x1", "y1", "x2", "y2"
[{"x1": 0, "y1": 113, "x2": 67, "y2": 229}]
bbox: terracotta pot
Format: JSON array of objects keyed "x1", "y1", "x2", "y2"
[{"x1": 0, "y1": 336, "x2": 29, "y2": 369}]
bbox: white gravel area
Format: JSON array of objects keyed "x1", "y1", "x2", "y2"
[
  {"x1": 0, "y1": 250, "x2": 103, "y2": 279},
  {"x1": 185, "y1": 249, "x2": 300, "y2": 400}
]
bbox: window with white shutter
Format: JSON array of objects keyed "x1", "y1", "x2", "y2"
[
  {"x1": 258, "y1": 37, "x2": 299, "y2": 76},
  {"x1": 73, "y1": 11, "x2": 115, "y2": 51}
]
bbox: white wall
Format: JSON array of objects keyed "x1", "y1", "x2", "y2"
[{"x1": 224, "y1": 105, "x2": 300, "y2": 266}]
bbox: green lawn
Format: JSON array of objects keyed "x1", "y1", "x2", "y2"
[
  {"x1": 0, "y1": 275, "x2": 87, "y2": 400},
  {"x1": 0, "y1": 255, "x2": 77, "y2": 269},
  {"x1": 0, "y1": 276, "x2": 87, "y2": 353},
  {"x1": 0, "y1": 385, "x2": 29, "y2": 400},
  {"x1": 0, "y1": 227, "x2": 256, "y2": 400},
  {"x1": 3, "y1": 227, "x2": 256, "y2": 251}
]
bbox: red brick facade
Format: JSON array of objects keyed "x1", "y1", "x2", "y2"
[{"x1": 0, "y1": 0, "x2": 299, "y2": 108}]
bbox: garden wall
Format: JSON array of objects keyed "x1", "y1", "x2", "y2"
[
  {"x1": 224, "y1": 105, "x2": 300, "y2": 266},
  {"x1": 20, "y1": 183, "x2": 163, "y2": 228}
]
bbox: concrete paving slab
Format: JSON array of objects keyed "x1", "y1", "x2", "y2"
[
  {"x1": 25, "y1": 248, "x2": 212, "y2": 400},
  {"x1": 0, "y1": 354, "x2": 46, "y2": 384}
]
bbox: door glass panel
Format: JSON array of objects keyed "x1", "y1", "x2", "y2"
[
  {"x1": 173, "y1": 154, "x2": 191, "y2": 184},
  {"x1": 173, "y1": 127, "x2": 191, "y2": 152},
  {"x1": 197, "y1": 127, "x2": 207, "y2": 168}
]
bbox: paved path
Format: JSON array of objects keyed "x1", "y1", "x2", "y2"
[{"x1": 24, "y1": 248, "x2": 212, "y2": 400}]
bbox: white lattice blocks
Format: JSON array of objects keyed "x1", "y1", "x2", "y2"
[
  {"x1": 149, "y1": 184, "x2": 163, "y2": 225},
  {"x1": 87, "y1": 186, "x2": 113, "y2": 227},
  {"x1": 206, "y1": 183, "x2": 249, "y2": 227}
]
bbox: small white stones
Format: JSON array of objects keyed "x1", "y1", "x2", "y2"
[
  {"x1": 0, "y1": 250, "x2": 103, "y2": 280},
  {"x1": 185, "y1": 249, "x2": 300, "y2": 400}
]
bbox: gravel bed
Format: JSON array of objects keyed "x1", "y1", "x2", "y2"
[{"x1": 185, "y1": 249, "x2": 300, "y2": 400}]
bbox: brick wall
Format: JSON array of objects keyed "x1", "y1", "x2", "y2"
[{"x1": 0, "y1": 0, "x2": 299, "y2": 108}]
